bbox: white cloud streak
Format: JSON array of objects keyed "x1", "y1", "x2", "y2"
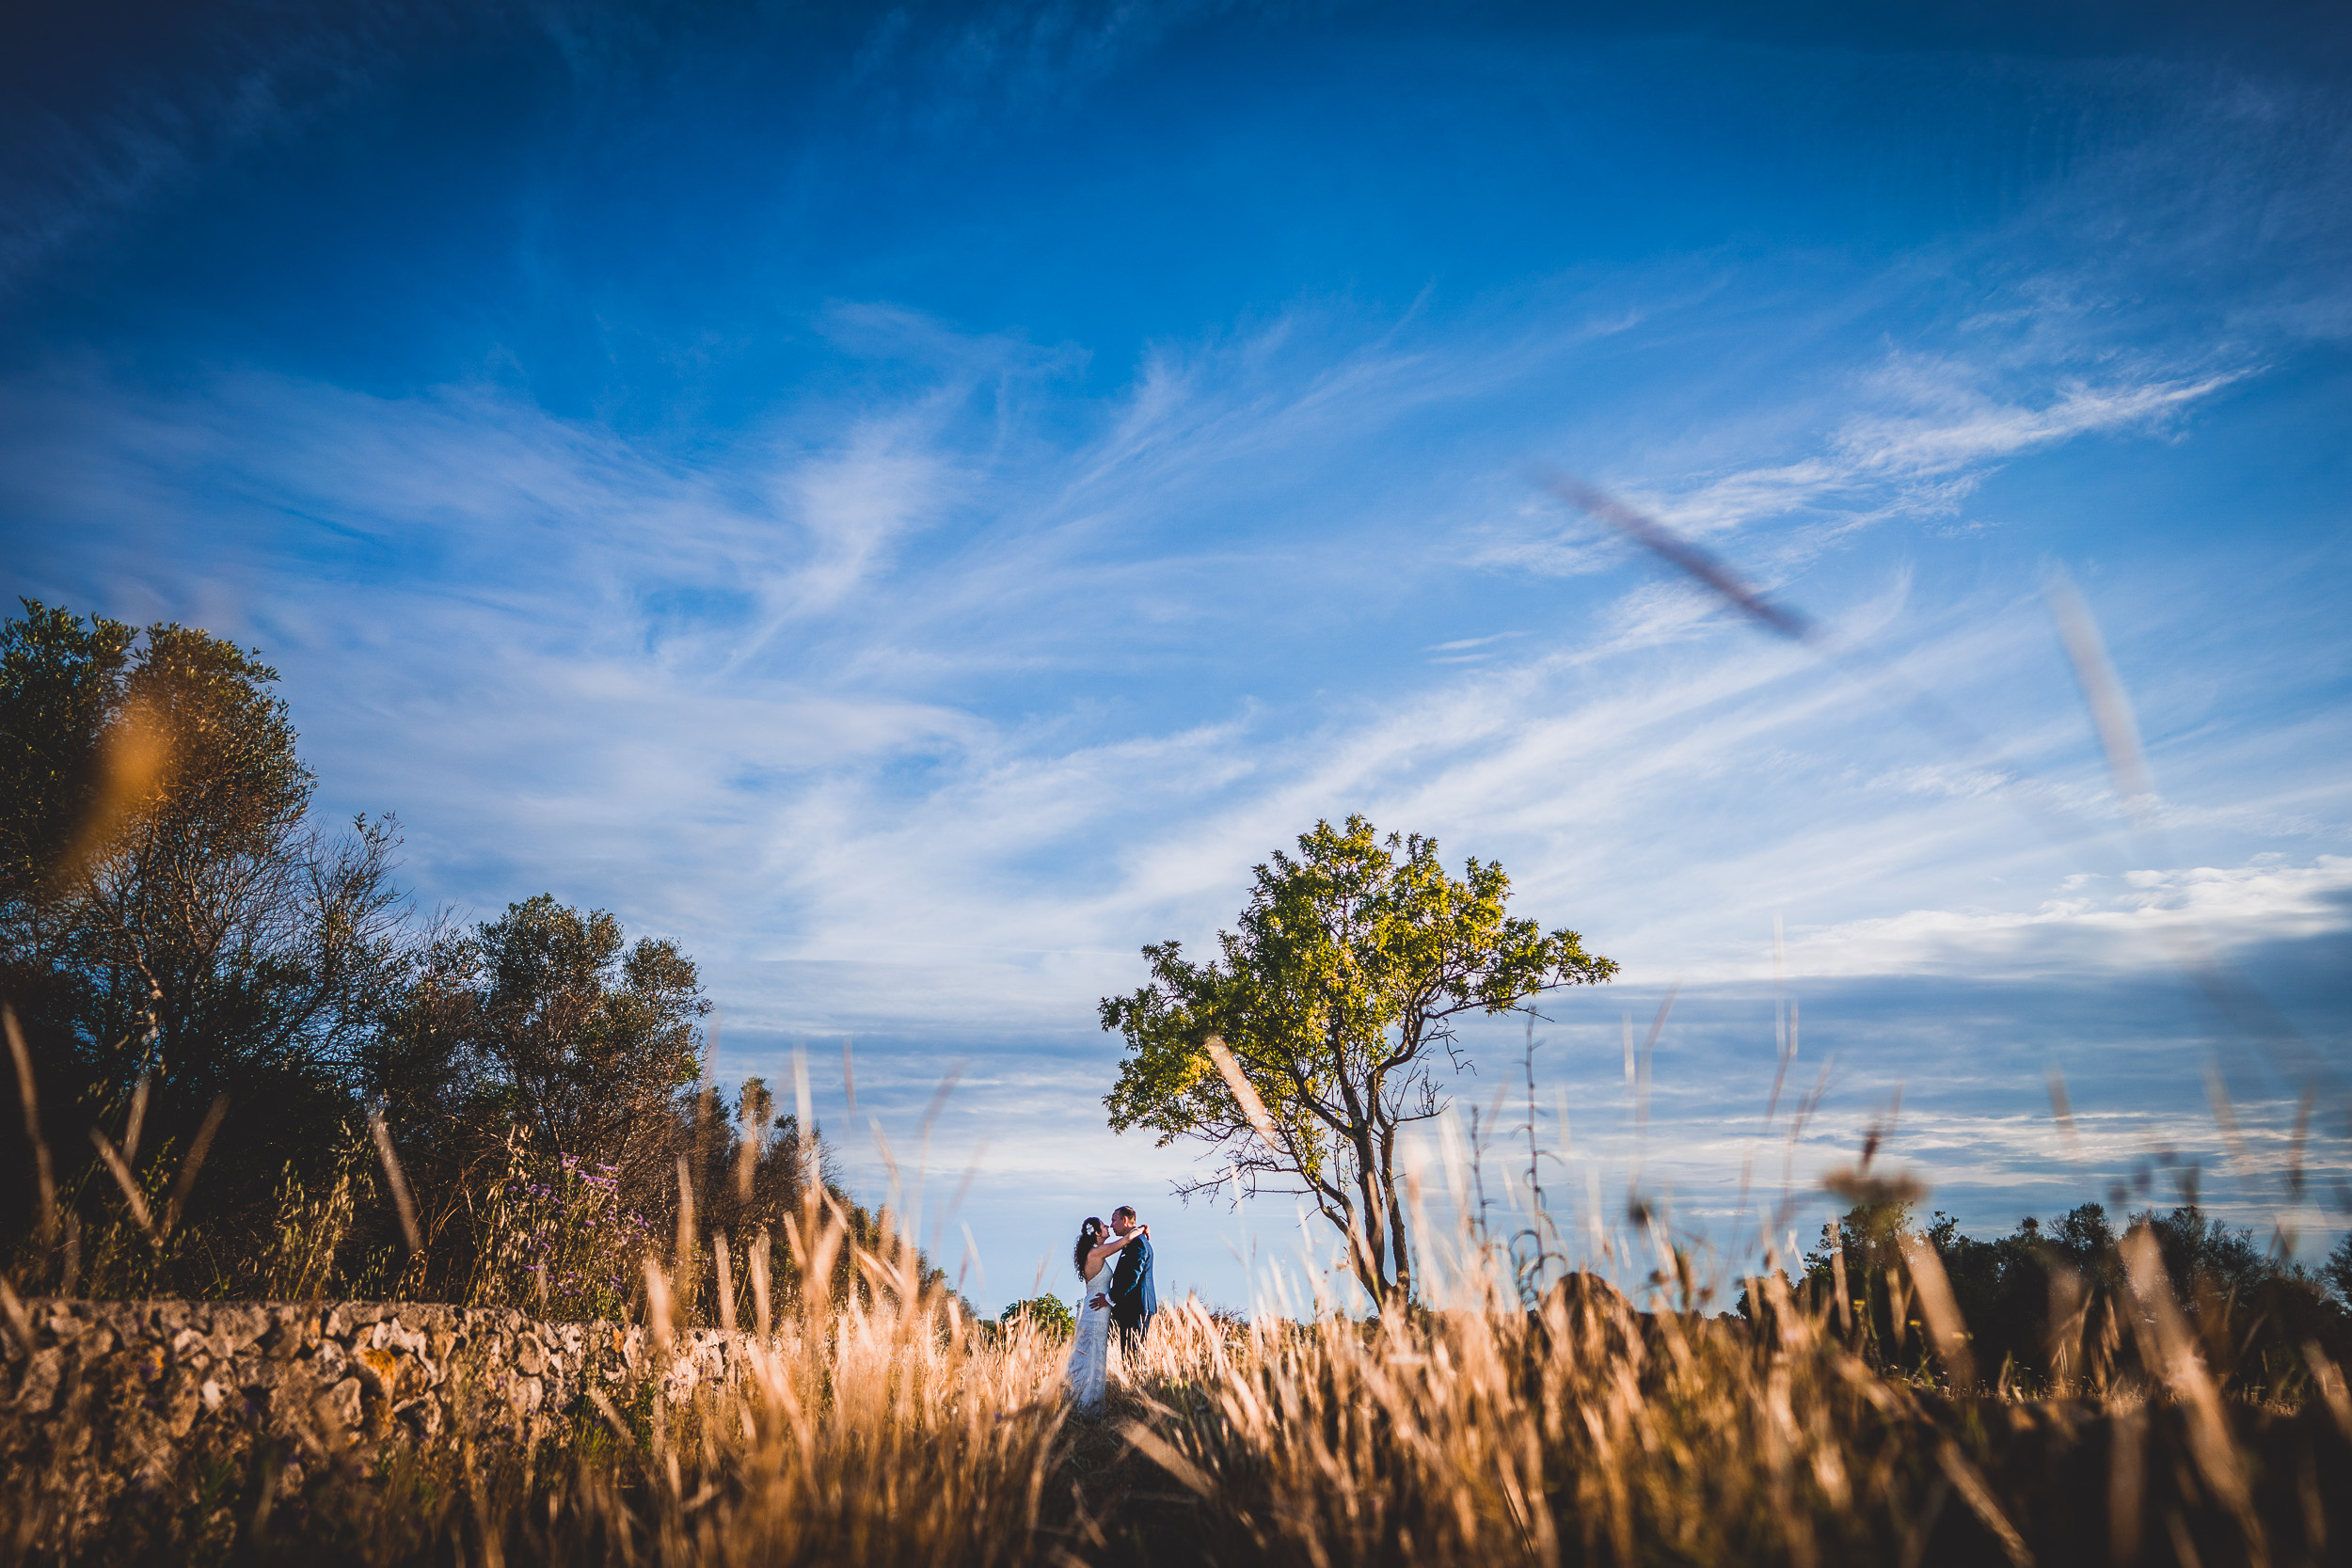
[{"x1": 7, "y1": 59, "x2": 2350, "y2": 1303}]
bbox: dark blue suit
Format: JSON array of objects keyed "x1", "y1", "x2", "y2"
[{"x1": 1109, "y1": 1231, "x2": 1156, "y2": 1345}]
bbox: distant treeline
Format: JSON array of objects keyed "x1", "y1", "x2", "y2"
[
  {"x1": 1745, "y1": 1192, "x2": 2352, "y2": 1394},
  {"x1": 0, "y1": 599, "x2": 941, "y2": 1321}
]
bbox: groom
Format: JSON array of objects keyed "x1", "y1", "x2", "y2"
[{"x1": 1107, "y1": 1204, "x2": 1156, "y2": 1349}]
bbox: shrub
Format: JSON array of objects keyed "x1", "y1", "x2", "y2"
[{"x1": 998, "y1": 1293, "x2": 1076, "y2": 1338}]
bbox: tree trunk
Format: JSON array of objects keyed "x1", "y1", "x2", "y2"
[
  {"x1": 1377, "y1": 1119, "x2": 1411, "y2": 1304},
  {"x1": 1349, "y1": 1124, "x2": 1396, "y2": 1304}
]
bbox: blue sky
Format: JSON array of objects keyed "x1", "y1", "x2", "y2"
[{"x1": 5, "y1": 0, "x2": 2348, "y2": 1313}]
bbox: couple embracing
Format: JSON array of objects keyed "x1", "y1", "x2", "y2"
[{"x1": 1064, "y1": 1205, "x2": 1156, "y2": 1406}]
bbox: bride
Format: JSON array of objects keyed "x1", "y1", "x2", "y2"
[{"x1": 1064, "y1": 1214, "x2": 1146, "y2": 1407}]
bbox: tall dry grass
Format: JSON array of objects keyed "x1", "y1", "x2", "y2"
[
  {"x1": 461, "y1": 1218, "x2": 1078, "y2": 1568},
  {"x1": 18, "y1": 1173, "x2": 2326, "y2": 1568},
  {"x1": 9, "y1": 1022, "x2": 2349, "y2": 1567},
  {"x1": 1120, "y1": 1266, "x2": 2349, "y2": 1568}
]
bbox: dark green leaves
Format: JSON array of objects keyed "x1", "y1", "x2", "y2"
[{"x1": 1101, "y1": 814, "x2": 1616, "y2": 1300}]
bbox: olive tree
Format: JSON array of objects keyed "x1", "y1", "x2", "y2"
[
  {"x1": 1, "y1": 601, "x2": 417, "y2": 1237},
  {"x1": 364, "y1": 895, "x2": 710, "y2": 1164},
  {"x1": 1101, "y1": 815, "x2": 1615, "y2": 1304}
]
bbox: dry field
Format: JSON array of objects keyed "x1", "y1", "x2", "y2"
[{"x1": 8, "y1": 1190, "x2": 2347, "y2": 1568}]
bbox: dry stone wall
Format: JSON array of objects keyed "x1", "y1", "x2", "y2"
[{"x1": 2, "y1": 1297, "x2": 762, "y2": 1557}]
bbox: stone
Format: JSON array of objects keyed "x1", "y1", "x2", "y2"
[
  {"x1": 14, "y1": 1347, "x2": 63, "y2": 1413},
  {"x1": 315, "y1": 1377, "x2": 362, "y2": 1432},
  {"x1": 164, "y1": 1369, "x2": 203, "y2": 1438},
  {"x1": 2, "y1": 1294, "x2": 770, "y2": 1558},
  {"x1": 213, "y1": 1307, "x2": 267, "y2": 1355},
  {"x1": 363, "y1": 1344, "x2": 447, "y2": 1440},
  {"x1": 395, "y1": 1394, "x2": 444, "y2": 1440}
]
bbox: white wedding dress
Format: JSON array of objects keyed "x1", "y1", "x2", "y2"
[{"x1": 1064, "y1": 1263, "x2": 1114, "y2": 1406}]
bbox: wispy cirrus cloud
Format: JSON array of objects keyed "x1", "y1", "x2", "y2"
[
  {"x1": 5, "y1": 321, "x2": 2342, "y2": 1030},
  {"x1": 8, "y1": 24, "x2": 2351, "y2": 1307},
  {"x1": 1761, "y1": 857, "x2": 2352, "y2": 983},
  {"x1": 1471, "y1": 356, "x2": 2246, "y2": 585}
]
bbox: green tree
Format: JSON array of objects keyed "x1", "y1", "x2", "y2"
[
  {"x1": 2324, "y1": 1231, "x2": 2352, "y2": 1307},
  {"x1": 999, "y1": 1294, "x2": 1075, "y2": 1338},
  {"x1": 2, "y1": 601, "x2": 416, "y2": 1257},
  {"x1": 1100, "y1": 815, "x2": 1616, "y2": 1305},
  {"x1": 364, "y1": 895, "x2": 709, "y2": 1175},
  {"x1": 1801, "y1": 1194, "x2": 1925, "y2": 1364},
  {"x1": 0, "y1": 600, "x2": 135, "y2": 901}
]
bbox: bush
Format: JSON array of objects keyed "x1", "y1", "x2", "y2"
[
  {"x1": 463, "y1": 1134, "x2": 662, "y2": 1320},
  {"x1": 998, "y1": 1293, "x2": 1076, "y2": 1338}
]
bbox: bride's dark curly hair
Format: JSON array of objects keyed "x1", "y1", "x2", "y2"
[{"x1": 1073, "y1": 1216, "x2": 1105, "y2": 1279}]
